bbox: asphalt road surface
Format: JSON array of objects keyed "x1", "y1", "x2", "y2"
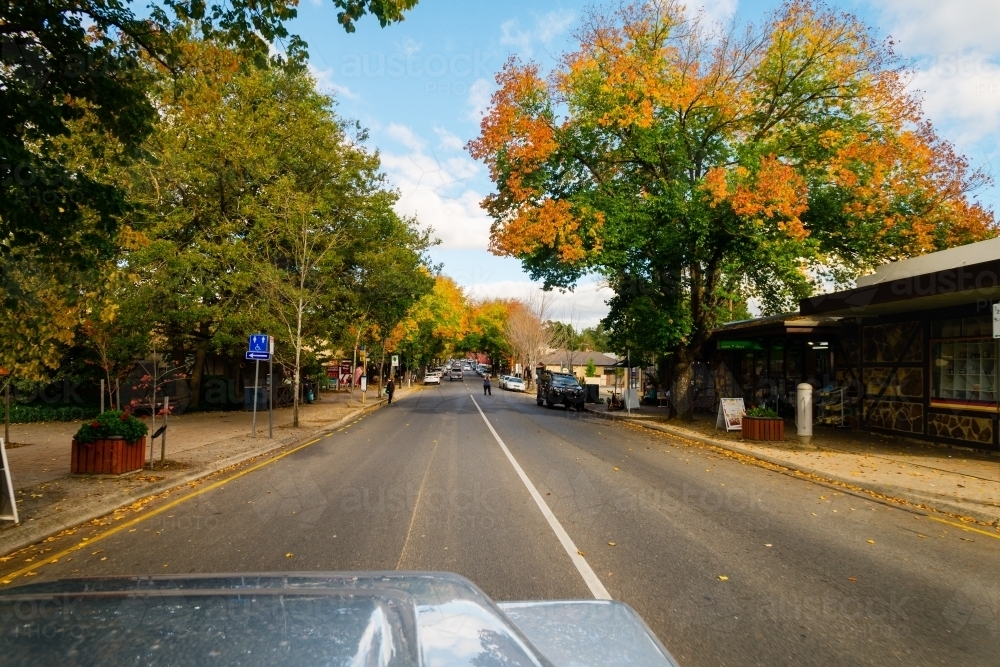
[{"x1": 4, "y1": 380, "x2": 998, "y2": 666}]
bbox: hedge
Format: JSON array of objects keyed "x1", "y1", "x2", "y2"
[{"x1": 1, "y1": 405, "x2": 100, "y2": 424}]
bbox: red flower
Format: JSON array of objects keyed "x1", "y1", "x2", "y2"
[{"x1": 90, "y1": 421, "x2": 100, "y2": 428}]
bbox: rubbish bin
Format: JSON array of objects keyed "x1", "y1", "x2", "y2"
[
  {"x1": 244, "y1": 387, "x2": 268, "y2": 411},
  {"x1": 585, "y1": 384, "x2": 600, "y2": 403}
]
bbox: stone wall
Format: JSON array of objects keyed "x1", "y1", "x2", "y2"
[
  {"x1": 926, "y1": 413, "x2": 994, "y2": 445},
  {"x1": 864, "y1": 399, "x2": 924, "y2": 434}
]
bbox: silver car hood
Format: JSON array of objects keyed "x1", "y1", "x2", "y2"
[{"x1": 0, "y1": 571, "x2": 678, "y2": 667}]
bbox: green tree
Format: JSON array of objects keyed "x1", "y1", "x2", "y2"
[{"x1": 2, "y1": 1, "x2": 418, "y2": 264}]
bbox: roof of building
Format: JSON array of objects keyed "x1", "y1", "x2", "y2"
[
  {"x1": 855, "y1": 237, "x2": 1000, "y2": 287},
  {"x1": 800, "y1": 237, "x2": 1000, "y2": 318},
  {"x1": 538, "y1": 350, "x2": 619, "y2": 367}
]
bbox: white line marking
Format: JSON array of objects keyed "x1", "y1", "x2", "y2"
[{"x1": 470, "y1": 394, "x2": 611, "y2": 600}]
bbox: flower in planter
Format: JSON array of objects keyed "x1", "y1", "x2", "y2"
[
  {"x1": 746, "y1": 406, "x2": 779, "y2": 419},
  {"x1": 75, "y1": 410, "x2": 149, "y2": 445}
]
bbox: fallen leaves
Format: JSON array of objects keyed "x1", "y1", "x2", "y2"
[
  {"x1": 718, "y1": 575, "x2": 728, "y2": 581},
  {"x1": 613, "y1": 467, "x2": 619, "y2": 471},
  {"x1": 867, "y1": 539, "x2": 875, "y2": 544},
  {"x1": 285, "y1": 553, "x2": 293, "y2": 558},
  {"x1": 577, "y1": 550, "x2": 585, "y2": 556},
  {"x1": 608, "y1": 542, "x2": 617, "y2": 547},
  {"x1": 847, "y1": 577, "x2": 858, "y2": 582}
]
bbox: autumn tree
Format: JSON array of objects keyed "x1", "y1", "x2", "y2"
[
  {"x1": 459, "y1": 300, "x2": 513, "y2": 372},
  {"x1": 392, "y1": 276, "x2": 470, "y2": 371},
  {"x1": 469, "y1": 0, "x2": 996, "y2": 418},
  {"x1": 504, "y1": 292, "x2": 553, "y2": 387}
]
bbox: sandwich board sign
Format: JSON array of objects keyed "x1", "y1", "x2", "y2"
[
  {"x1": 0, "y1": 438, "x2": 18, "y2": 523},
  {"x1": 716, "y1": 398, "x2": 746, "y2": 432},
  {"x1": 993, "y1": 302, "x2": 1000, "y2": 338}
]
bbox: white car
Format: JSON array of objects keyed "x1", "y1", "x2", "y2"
[
  {"x1": 506, "y1": 377, "x2": 525, "y2": 392},
  {"x1": 424, "y1": 373, "x2": 441, "y2": 385},
  {"x1": 498, "y1": 375, "x2": 508, "y2": 389}
]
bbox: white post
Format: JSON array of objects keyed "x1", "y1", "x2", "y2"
[
  {"x1": 797, "y1": 383, "x2": 814, "y2": 447},
  {"x1": 100, "y1": 379, "x2": 105, "y2": 413},
  {"x1": 252, "y1": 360, "x2": 260, "y2": 440}
]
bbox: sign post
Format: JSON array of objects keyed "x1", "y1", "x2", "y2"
[
  {"x1": 0, "y1": 437, "x2": 18, "y2": 524},
  {"x1": 246, "y1": 334, "x2": 271, "y2": 441},
  {"x1": 268, "y1": 336, "x2": 274, "y2": 439}
]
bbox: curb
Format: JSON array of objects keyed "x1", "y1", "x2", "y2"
[
  {"x1": 0, "y1": 394, "x2": 396, "y2": 557},
  {"x1": 584, "y1": 408, "x2": 1000, "y2": 526}
]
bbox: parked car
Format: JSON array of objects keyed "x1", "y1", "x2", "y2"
[
  {"x1": 498, "y1": 375, "x2": 508, "y2": 389},
  {"x1": 506, "y1": 376, "x2": 526, "y2": 392},
  {"x1": 424, "y1": 372, "x2": 441, "y2": 385},
  {"x1": 536, "y1": 370, "x2": 585, "y2": 410}
]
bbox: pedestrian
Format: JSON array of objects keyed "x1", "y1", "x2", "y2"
[
  {"x1": 386, "y1": 377, "x2": 395, "y2": 406},
  {"x1": 483, "y1": 375, "x2": 491, "y2": 396}
]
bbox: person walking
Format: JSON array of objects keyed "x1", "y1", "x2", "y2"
[
  {"x1": 483, "y1": 375, "x2": 491, "y2": 396},
  {"x1": 386, "y1": 377, "x2": 395, "y2": 406}
]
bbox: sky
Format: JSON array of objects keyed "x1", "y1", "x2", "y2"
[{"x1": 283, "y1": 0, "x2": 1000, "y2": 326}]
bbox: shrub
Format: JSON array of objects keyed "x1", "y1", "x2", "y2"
[
  {"x1": 3, "y1": 405, "x2": 100, "y2": 423},
  {"x1": 746, "y1": 406, "x2": 779, "y2": 419},
  {"x1": 74, "y1": 410, "x2": 148, "y2": 445}
]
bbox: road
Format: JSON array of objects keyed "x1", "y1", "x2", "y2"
[{"x1": 3, "y1": 379, "x2": 998, "y2": 666}]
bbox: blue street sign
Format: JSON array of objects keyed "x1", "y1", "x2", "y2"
[
  {"x1": 246, "y1": 351, "x2": 270, "y2": 361},
  {"x1": 248, "y1": 334, "x2": 269, "y2": 352}
]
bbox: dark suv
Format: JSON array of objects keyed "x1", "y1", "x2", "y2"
[{"x1": 536, "y1": 370, "x2": 585, "y2": 411}]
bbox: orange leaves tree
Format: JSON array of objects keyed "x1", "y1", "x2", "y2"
[{"x1": 468, "y1": 0, "x2": 995, "y2": 418}]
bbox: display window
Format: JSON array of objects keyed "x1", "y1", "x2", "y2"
[{"x1": 931, "y1": 316, "x2": 998, "y2": 410}]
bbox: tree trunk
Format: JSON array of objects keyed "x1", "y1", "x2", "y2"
[
  {"x1": 189, "y1": 341, "x2": 208, "y2": 410},
  {"x1": 671, "y1": 348, "x2": 695, "y2": 421},
  {"x1": 293, "y1": 299, "x2": 303, "y2": 428}
]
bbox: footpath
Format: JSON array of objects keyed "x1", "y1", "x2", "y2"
[
  {"x1": 585, "y1": 406, "x2": 1000, "y2": 527},
  {"x1": 0, "y1": 388, "x2": 410, "y2": 557}
]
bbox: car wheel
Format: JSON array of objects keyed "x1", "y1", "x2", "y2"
[
  {"x1": 536, "y1": 397, "x2": 544, "y2": 406},
  {"x1": 546, "y1": 399, "x2": 554, "y2": 408}
]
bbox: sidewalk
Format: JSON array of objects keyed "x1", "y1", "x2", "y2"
[
  {"x1": 0, "y1": 388, "x2": 406, "y2": 556},
  {"x1": 585, "y1": 406, "x2": 1000, "y2": 526}
]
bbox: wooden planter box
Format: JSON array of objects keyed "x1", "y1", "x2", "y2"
[
  {"x1": 741, "y1": 417, "x2": 785, "y2": 441},
  {"x1": 71, "y1": 437, "x2": 146, "y2": 475}
]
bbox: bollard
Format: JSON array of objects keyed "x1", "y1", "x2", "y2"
[{"x1": 796, "y1": 383, "x2": 814, "y2": 447}]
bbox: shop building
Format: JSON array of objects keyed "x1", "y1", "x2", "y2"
[{"x1": 707, "y1": 237, "x2": 1000, "y2": 451}]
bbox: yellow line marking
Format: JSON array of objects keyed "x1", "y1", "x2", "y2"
[
  {"x1": 1, "y1": 432, "x2": 333, "y2": 585},
  {"x1": 927, "y1": 516, "x2": 1000, "y2": 539}
]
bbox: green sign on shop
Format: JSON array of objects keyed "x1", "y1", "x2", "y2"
[{"x1": 717, "y1": 340, "x2": 763, "y2": 350}]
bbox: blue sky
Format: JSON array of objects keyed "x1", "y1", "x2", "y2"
[{"x1": 283, "y1": 0, "x2": 999, "y2": 326}]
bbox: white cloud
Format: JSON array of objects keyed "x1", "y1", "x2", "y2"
[
  {"x1": 911, "y1": 55, "x2": 1000, "y2": 145},
  {"x1": 465, "y1": 280, "x2": 612, "y2": 328},
  {"x1": 386, "y1": 123, "x2": 427, "y2": 151},
  {"x1": 379, "y1": 125, "x2": 492, "y2": 250},
  {"x1": 686, "y1": 0, "x2": 739, "y2": 28},
  {"x1": 874, "y1": 0, "x2": 1000, "y2": 55},
  {"x1": 308, "y1": 64, "x2": 361, "y2": 100},
  {"x1": 434, "y1": 127, "x2": 465, "y2": 151},
  {"x1": 465, "y1": 78, "x2": 492, "y2": 121},
  {"x1": 499, "y1": 10, "x2": 575, "y2": 57}
]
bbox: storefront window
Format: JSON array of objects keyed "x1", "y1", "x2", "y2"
[{"x1": 931, "y1": 316, "x2": 998, "y2": 408}]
